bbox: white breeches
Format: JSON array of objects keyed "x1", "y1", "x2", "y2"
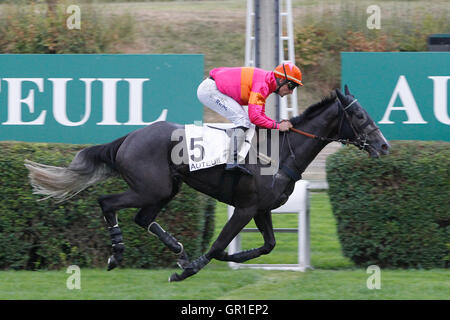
[{"x1": 197, "y1": 78, "x2": 251, "y2": 129}]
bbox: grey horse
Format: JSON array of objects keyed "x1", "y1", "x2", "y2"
[{"x1": 25, "y1": 86, "x2": 390, "y2": 282}]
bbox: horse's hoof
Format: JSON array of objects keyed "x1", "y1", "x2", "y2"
[
  {"x1": 107, "y1": 255, "x2": 118, "y2": 271},
  {"x1": 169, "y1": 273, "x2": 183, "y2": 282}
]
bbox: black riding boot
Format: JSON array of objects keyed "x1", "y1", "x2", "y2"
[{"x1": 225, "y1": 126, "x2": 253, "y2": 175}]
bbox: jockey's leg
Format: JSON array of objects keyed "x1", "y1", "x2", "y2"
[
  {"x1": 197, "y1": 79, "x2": 251, "y2": 131},
  {"x1": 225, "y1": 126, "x2": 252, "y2": 175},
  {"x1": 197, "y1": 78, "x2": 252, "y2": 175},
  {"x1": 169, "y1": 205, "x2": 256, "y2": 282}
]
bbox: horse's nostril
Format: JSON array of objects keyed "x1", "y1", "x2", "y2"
[{"x1": 381, "y1": 144, "x2": 389, "y2": 150}]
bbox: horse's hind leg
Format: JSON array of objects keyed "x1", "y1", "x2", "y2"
[
  {"x1": 99, "y1": 190, "x2": 146, "y2": 271},
  {"x1": 133, "y1": 184, "x2": 190, "y2": 269},
  {"x1": 148, "y1": 221, "x2": 190, "y2": 269}
]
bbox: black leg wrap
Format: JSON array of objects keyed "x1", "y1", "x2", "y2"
[
  {"x1": 109, "y1": 226, "x2": 123, "y2": 245},
  {"x1": 107, "y1": 226, "x2": 124, "y2": 271},
  {"x1": 112, "y1": 243, "x2": 125, "y2": 257},
  {"x1": 148, "y1": 222, "x2": 183, "y2": 254},
  {"x1": 169, "y1": 255, "x2": 210, "y2": 282}
]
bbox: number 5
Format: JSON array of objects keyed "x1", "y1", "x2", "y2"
[{"x1": 190, "y1": 137, "x2": 205, "y2": 162}]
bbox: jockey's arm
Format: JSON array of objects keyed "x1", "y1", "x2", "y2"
[
  {"x1": 248, "y1": 103, "x2": 292, "y2": 131},
  {"x1": 247, "y1": 95, "x2": 292, "y2": 131},
  {"x1": 248, "y1": 103, "x2": 280, "y2": 129},
  {"x1": 247, "y1": 90, "x2": 280, "y2": 129}
]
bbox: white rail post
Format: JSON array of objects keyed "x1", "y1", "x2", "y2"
[
  {"x1": 278, "y1": 0, "x2": 298, "y2": 120},
  {"x1": 245, "y1": 0, "x2": 255, "y2": 67},
  {"x1": 298, "y1": 181, "x2": 311, "y2": 269}
]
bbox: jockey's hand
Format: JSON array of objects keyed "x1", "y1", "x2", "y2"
[{"x1": 279, "y1": 120, "x2": 293, "y2": 132}]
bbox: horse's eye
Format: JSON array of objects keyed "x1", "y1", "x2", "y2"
[{"x1": 356, "y1": 113, "x2": 364, "y2": 120}]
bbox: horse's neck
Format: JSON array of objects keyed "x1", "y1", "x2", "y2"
[{"x1": 284, "y1": 102, "x2": 339, "y2": 174}]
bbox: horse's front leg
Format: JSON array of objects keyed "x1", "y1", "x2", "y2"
[
  {"x1": 169, "y1": 205, "x2": 257, "y2": 282},
  {"x1": 215, "y1": 210, "x2": 275, "y2": 263}
]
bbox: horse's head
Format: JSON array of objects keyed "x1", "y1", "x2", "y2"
[{"x1": 335, "y1": 85, "x2": 390, "y2": 158}]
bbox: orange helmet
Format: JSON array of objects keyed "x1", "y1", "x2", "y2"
[{"x1": 274, "y1": 63, "x2": 303, "y2": 86}]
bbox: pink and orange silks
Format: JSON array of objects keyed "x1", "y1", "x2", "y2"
[{"x1": 209, "y1": 67, "x2": 280, "y2": 129}]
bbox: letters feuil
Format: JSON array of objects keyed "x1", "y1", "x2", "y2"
[{"x1": 0, "y1": 77, "x2": 166, "y2": 126}]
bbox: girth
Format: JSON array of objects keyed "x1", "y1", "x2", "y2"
[{"x1": 279, "y1": 163, "x2": 302, "y2": 181}]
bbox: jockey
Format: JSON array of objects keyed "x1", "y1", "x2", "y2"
[{"x1": 197, "y1": 62, "x2": 303, "y2": 175}]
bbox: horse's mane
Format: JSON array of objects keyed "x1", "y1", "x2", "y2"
[{"x1": 289, "y1": 93, "x2": 337, "y2": 126}]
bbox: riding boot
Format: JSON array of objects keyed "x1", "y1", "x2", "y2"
[{"x1": 225, "y1": 126, "x2": 253, "y2": 175}]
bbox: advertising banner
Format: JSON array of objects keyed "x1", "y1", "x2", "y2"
[
  {"x1": 0, "y1": 54, "x2": 204, "y2": 143},
  {"x1": 342, "y1": 52, "x2": 449, "y2": 141}
]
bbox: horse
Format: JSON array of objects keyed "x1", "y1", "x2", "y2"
[{"x1": 25, "y1": 85, "x2": 390, "y2": 282}]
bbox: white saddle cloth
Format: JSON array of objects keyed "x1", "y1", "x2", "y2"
[{"x1": 185, "y1": 123, "x2": 255, "y2": 171}]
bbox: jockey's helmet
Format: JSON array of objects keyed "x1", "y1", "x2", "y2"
[{"x1": 274, "y1": 63, "x2": 303, "y2": 87}]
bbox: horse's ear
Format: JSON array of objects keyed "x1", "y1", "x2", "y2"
[
  {"x1": 335, "y1": 88, "x2": 346, "y2": 104},
  {"x1": 344, "y1": 84, "x2": 350, "y2": 96}
]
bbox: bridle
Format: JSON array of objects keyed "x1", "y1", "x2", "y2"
[
  {"x1": 276, "y1": 94, "x2": 382, "y2": 182},
  {"x1": 277, "y1": 97, "x2": 380, "y2": 182},
  {"x1": 288, "y1": 97, "x2": 379, "y2": 151}
]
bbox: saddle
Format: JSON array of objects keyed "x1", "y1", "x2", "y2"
[{"x1": 184, "y1": 123, "x2": 255, "y2": 172}]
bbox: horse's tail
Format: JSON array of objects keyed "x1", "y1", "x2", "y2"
[{"x1": 24, "y1": 135, "x2": 128, "y2": 203}]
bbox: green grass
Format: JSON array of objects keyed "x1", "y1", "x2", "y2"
[
  {"x1": 0, "y1": 193, "x2": 448, "y2": 300},
  {"x1": 0, "y1": 268, "x2": 448, "y2": 300}
]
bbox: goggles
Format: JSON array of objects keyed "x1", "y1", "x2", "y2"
[{"x1": 287, "y1": 81, "x2": 299, "y2": 90}]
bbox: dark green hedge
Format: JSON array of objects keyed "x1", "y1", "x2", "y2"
[
  {"x1": 0, "y1": 141, "x2": 216, "y2": 270},
  {"x1": 326, "y1": 141, "x2": 449, "y2": 269}
]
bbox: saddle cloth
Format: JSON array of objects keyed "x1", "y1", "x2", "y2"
[{"x1": 185, "y1": 123, "x2": 255, "y2": 171}]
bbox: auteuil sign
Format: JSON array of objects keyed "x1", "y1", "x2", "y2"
[
  {"x1": 0, "y1": 54, "x2": 204, "y2": 143},
  {"x1": 342, "y1": 52, "x2": 450, "y2": 141}
]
